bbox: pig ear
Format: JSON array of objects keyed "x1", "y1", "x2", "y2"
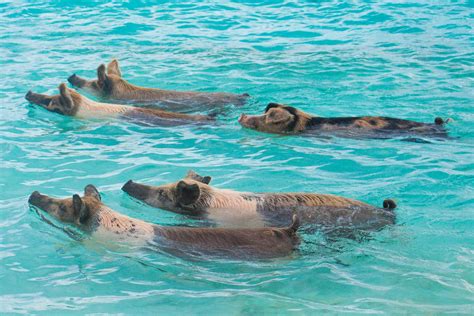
[
  {"x1": 84, "y1": 184, "x2": 101, "y2": 201},
  {"x1": 201, "y1": 176, "x2": 212, "y2": 184},
  {"x1": 97, "y1": 64, "x2": 108, "y2": 86},
  {"x1": 107, "y1": 59, "x2": 122, "y2": 77},
  {"x1": 58, "y1": 83, "x2": 74, "y2": 110},
  {"x1": 186, "y1": 170, "x2": 212, "y2": 184},
  {"x1": 176, "y1": 181, "x2": 200, "y2": 205},
  {"x1": 265, "y1": 103, "x2": 281, "y2": 113},
  {"x1": 72, "y1": 194, "x2": 90, "y2": 224}
]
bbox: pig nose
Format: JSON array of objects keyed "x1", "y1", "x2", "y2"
[
  {"x1": 122, "y1": 180, "x2": 134, "y2": 192},
  {"x1": 28, "y1": 191, "x2": 41, "y2": 203},
  {"x1": 122, "y1": 180, "x2": 151, "y2": 200},
  {"x1": 25, "y1": 90, "x2": 33, "y2": 101},
  {"x1": 67, "y1": 74, "x2": 77, "y2": 84},
  {"x1": 238, "y1": 114, "x2": 246, "y2": 123}
]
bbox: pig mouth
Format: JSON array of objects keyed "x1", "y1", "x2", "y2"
[{"x1": 25, "y1": 91, "x2": 53, "y2": 106}]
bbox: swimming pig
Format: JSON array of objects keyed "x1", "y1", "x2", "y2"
[
  {"x1": 28, "y1": 185, "x2": 299, "y2": 260},
  {"x1": 25, "y1": 83, "x2": 213, "y2": 126},
  {"x1": 239, "y1": 103, "x2": 449, "y2": 139},
  {"x1": 67, "y1": 59, "x2": 249, "y2": 109},
  {"x1": 122, "y1": 170, "x2": 397, "y2": 234}
]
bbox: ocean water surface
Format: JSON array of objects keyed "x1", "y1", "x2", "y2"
[{"x1": 1, "y1": 1, "x2": 473, "y2": 314}]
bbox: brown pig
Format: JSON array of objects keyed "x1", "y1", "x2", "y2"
[{"x1": 239, "y1": 103, "x2": 449, "y2": 139}]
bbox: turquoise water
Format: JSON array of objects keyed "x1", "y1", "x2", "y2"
[{"x1": 1, "y1": 0, "x2": 473, "y2": 314}]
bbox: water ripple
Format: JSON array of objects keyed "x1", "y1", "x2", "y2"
[{"x1": 1, "y1": 0, "x2": 473, "y2": 314}]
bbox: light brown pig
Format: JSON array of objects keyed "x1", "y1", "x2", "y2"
[
  {"x1": 122, "y1": 170, "x2": 397, "y2": 235},
  {"x1": 25, "y1": 84, "x2": 214, "y2": 126},
  {"x1": 28, "y1": 185, "x2": 300, "y2": 260}
]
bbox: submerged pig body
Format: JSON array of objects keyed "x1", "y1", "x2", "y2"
[
  {"x1": 122, "y1": 171, "x2": 397, "y2": 234},
  {"x1": 68, "y1": 59, "x2": 249, "y2": 110},
  {"x1": 25, "y1": 83, "x2": 213, "y2": 126},
  {"x1": 28, "y1": 185, "x2": 299, "y2": 260}
]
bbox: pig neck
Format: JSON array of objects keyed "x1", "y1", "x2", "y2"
[
  {"x1": 112, "y1": 80, "x2": 195, "y2": 100},
  {"x1": 91, "y1": 205, "x2": 155, "y2": 242},
  {"x1": 75, "y1": 96, "x2": 130, "y2": 118},
  {"x1": 89, "y1": 206, "x2": 206, "y2": 247},
  {"x1": 202, "y1": 188, "x2": 260, "y2": 211}
]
